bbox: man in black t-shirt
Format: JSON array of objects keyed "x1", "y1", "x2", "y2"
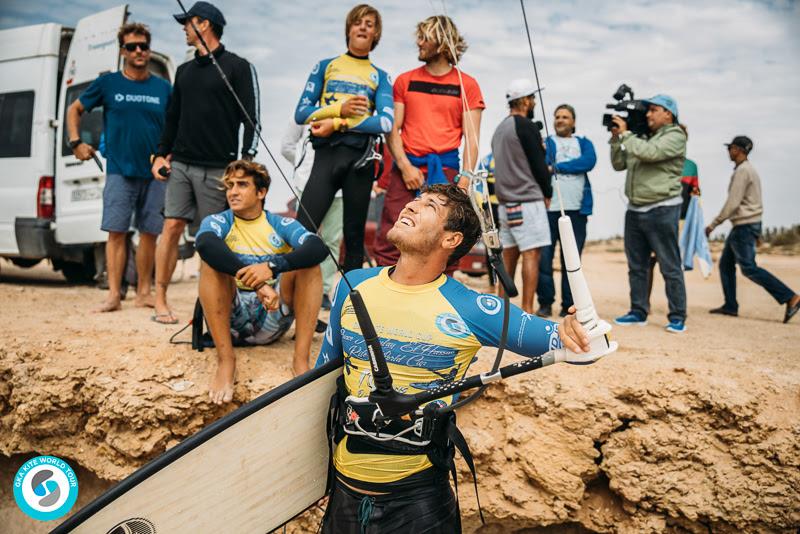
[{"x1": 149, "y1": 1, "x2": 261, "y2": 325}]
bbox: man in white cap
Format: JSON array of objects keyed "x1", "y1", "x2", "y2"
[{"x1": 490, "y1": 79, "x2": 552, "y2": 313}]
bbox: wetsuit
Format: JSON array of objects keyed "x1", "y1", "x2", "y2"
[
  {"x1": 195, "y1": 210, "x2": 326, "y2": 343},
  {"x1": 315, "y1": 267, "x2": 562, "y2": 533},
  {"x1": 294, "y1": 52, "x2": 394, "y2": 272}
]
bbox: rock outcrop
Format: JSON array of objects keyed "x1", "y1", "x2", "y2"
[{"x1": 2, "y1": 341, "x2": 798, "y2": 533}]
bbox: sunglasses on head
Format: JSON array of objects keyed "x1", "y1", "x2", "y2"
[{"x1": 122, "y1": 42, "x2": 150, "y2": 52}]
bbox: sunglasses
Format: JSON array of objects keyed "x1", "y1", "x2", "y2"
[{"x1": 122, "y1": 42, "x2": 150, "y2": 52}]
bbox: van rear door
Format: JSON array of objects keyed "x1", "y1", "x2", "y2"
[{"x1": 55, "y1": 5, "x2": 128, "y2": 245}]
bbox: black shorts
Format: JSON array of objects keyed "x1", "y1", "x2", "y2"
[{"x1": 322, "y1": 478, "x2": 460, "y2": 534}]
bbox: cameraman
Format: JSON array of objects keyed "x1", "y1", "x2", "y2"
[{"x1": 610, "y1": 95, "x2": 688, "y2": 333}]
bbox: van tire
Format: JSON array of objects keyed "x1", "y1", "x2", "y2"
[
  {"x1": 10, "y1": 258, "x2": 42, "y2": 268},
  {"x1": 55, "y1": 255, "x2": 96, "y2": 284}
]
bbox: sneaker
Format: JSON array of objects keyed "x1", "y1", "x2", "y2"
[
  {"x1": 535, "y1": 305, "x2": 552, "y2": 318},
  {"x1": 614, "y1": 312, "x2": 647, "y2": 326},
  {"x1": 784, "y1": 297, "x2": 800, "y2": 324},
  {"x1": 709, "y1": 306, "x2": 737, "y2": 317},
  {"x1": 665, "y1": 320, "x2": 686, "y2": 334},
  {"x1": 321, "y1": 294, "x2": 332, "y2": 311}
]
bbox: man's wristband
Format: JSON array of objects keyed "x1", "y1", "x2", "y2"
[{"x1": 69, "y1": 139, "x2": 82, "y2": 149}]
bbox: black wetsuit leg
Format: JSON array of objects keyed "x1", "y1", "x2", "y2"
[
  {"x1": 340, "y1": 152, "x2": 375, "y2": 272},
  {"x1": 322, "y1": 479, "x2": 460, "y2": 534},
  {"x1": 296, "y1": 143, "x2": 374, "y2": 273}
]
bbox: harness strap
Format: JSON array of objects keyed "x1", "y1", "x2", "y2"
[{"x1": 447, "y1": 421, "x2": 485, "y2": 525}]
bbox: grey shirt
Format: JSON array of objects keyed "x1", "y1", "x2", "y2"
[{"x1": 491, "y1": 115, "x2": 552, "y2": 203}]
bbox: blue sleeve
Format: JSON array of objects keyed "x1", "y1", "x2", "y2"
[
  {"x1": 545, "y1": 137, "x2": 556, "y2": 166},
  {"x1": 78, "y1": 75, "x2": 106, "y2": 112},
  {"x1": 294, "y1": 59, "x2": 328, "y2": 124},
  {"x1": 267, "y1": 211, "x2": 315, "y2": 249},
  {"x1": 441, "y1": 280, "x2": 563, "y2": 356},
  {"x1": 314, "y1": 277, "x2": 348, "y2": 368},
  {"x1": 196, "y1": 210, "x2": 234, "y2": 239},
  {"x1": 349, "y1": 68, "x2": 394, "y2": 134},
  {"x1": 554, "y1": 136, "x2": 597, "y2": 175}
]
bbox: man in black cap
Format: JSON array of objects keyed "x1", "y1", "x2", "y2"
[
  {"x1": 150, "y1": 1, "x2": 261, "y2": 325},
  {"x1": 706, "y1": 136, "x2": 800, "y2": 323}
]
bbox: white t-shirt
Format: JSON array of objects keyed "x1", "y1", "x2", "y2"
[
  {"x1": 549, "y1": 135, "x2": 586, "y2": 212},
  {"x1": 279, "y1": 121, "x2": 342, "y2": 197}
]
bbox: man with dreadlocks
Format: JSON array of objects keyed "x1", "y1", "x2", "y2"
[
  {"x1": 316, "y1": 184, "x2": 589, "y2": 532},
  {"x1": 373, "y1": 15, "x2": 485, "y2": 270}
]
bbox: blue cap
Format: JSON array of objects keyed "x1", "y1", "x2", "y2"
[
  {"x1": 174, "y1": 1, "x2": 226, "y2": 27},
  {"x1": 642, "y1": 94, "x2": 678, "y2": 119}
]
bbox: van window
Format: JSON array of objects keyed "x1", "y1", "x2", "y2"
[
  {"x1": 0, "y1": 91, "x2": 35, "y2": 158},
  {"x1": 61, "y1": 82, "x2": 103, "y2": 156}
]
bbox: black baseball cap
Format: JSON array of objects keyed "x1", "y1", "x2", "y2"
[
  {"x1": 725, "y1": 135, "x2": 753, "y2": 154},
  {"x1": 173, "y1": 1, "x2": 226, "y2": 27}
]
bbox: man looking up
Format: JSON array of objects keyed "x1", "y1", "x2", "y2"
[
  {"x1": 705, "y1": 136, "x2": 800, "y2": 323},
  {"x1": 610, "y1": 94, "x2": 688, "y2": 333},
  {"x1": 195, "y1": 161, "x2": 327, "y2": 403},
  {"x1": 538, "y1": 103, "x2": 596, "y2": 318},
  {"x1": 373, "y1": 15, "x2": 485, "y2": 269},
  {"x1": 151, "y1": 1, "x2": 260, "y2": 324},
  {"x1": 294, "y1": 4, "x2": 393, "y2": 273},
  {"x1": 491, "y1": 79, "x2": 552, "y2": 314},
  {"x1": 316, "y1": 184, "x2": 590, "y2": 532},
  {"x1": 67, "y1": 23, "x2": 171, "y2": 313}
]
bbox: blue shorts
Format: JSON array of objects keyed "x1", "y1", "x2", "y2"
[
  {"x1": 230, "y1": 286, "x2": 294, "y2": 345},
  {"x1": 101, "y1": 174, "x2": 166, "y2": 235}
]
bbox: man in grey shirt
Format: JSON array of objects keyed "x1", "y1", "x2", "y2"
[
  {"x1": 705, "y1": 136, "x2": 799, "y2": 323},
  {"x1": 490, "y1": 78, "x2": 551, "y2": 313}
]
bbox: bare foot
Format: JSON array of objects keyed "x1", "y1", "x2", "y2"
[
  {"x1": 292, "y1": 359, "x2": 310, "y2": 378},
  {"x1": 93, "y1": 298, "x2": 122, "y2": 313},
  {"x1": 209, "y1": 358, "x2": 236, "y2": 405},
  {"x1": 134, "y1": 294, "x2": 155, "y2": 308}
]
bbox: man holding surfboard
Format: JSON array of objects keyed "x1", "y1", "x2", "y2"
[
  {"x1": 316, "y1": 183, "x2": 589, "y2": 532},
  {"x1": 195, "y1": 160, "x2": 328, "y2": 403}
]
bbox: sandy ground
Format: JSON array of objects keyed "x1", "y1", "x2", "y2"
[{"x1": 1, "y1": 240, "x2": 798, "y2": 532}]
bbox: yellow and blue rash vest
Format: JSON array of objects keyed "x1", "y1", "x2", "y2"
[
  {"x1": 294, "y1": 52, "x2": 393, "y2": 147},
  {"x1": 196, "y1": 209, "x2": 314, "y2": 289},
  {"x1": 315, "y1": 267, "x2": 563, "y2": 488}
]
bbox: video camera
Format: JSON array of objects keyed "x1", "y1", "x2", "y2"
[{"x1": 602, "y1": 84, "x2": 649, "y2": 137}]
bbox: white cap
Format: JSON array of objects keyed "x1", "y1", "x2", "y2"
[{"x1": 505, "y1": 78, "x2": 537, "y2": 103}]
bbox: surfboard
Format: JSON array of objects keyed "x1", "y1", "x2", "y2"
[{"x1": 51, "y1": 359, "x2": 343, "y2": 534}]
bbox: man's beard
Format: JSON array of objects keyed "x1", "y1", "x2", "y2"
[
  {"x1": 387, "y1": 226, "x2": 440, "y2": 256},
  {"x1": 526, "y1": 108, "x2": 534, "y2": 120}
]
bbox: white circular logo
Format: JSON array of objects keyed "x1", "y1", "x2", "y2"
[
  {"x1": 13, "y1": 455, "x2": 78, "y2": 521},
  {"x1": 114, "y1": 93, "x2": 124, "y2": 102},
  {"x1": 476, "y1": 294, "x2": 502, "y2": 315}
]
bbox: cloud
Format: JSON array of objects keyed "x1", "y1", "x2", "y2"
[{"x1": 2, "y1": 0, "x2": 798, "y2": 237}]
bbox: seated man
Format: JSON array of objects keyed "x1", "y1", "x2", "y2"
[
  {"x1": 196, "y1": 160, "x2": 327, "y2": 404},
  {"x1": 315, "y1": 183, "x2": 589, "y2": 533}
]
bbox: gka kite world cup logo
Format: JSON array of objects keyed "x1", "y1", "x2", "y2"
[{"x1": 13, "y1": 455, "x2": 78, "y2": 521}]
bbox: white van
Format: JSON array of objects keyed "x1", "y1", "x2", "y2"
[{"x1": 0, "y1": 4, "x2": 174, "y2": 282}]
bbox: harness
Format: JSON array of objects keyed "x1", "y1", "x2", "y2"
[{"x1": 326, "y1": 375, "x2": 484, "y2": 523}]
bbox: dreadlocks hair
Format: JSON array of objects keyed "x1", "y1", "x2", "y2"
[
  {"x1": 423, "y1": 183, "x2": 481, "y2": 265},
  {"x1": 222, "y1": 160, "x2": 271, "y2": 199},
  {"x1": 345, "y1": 4, "x2": 382, "y2": 51},
  {"x1": 415, "y1": 15, "x2": 467, "y2": 64}
]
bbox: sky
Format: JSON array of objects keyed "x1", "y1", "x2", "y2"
[{"x1": 2, "y1": 0, "x2": 799, "y2": 239}]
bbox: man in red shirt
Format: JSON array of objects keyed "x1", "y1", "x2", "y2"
[{"x1": 373, "y1": 15, "x2": 485, "y2": 268}]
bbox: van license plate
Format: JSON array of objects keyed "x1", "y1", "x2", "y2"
[{"x1": 71, "y1": 186, "x2": 103, "y2": 202}]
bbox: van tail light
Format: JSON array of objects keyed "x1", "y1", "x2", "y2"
[{"x1": 37, "y1": 175, "x2": 55, "y2": 219}]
